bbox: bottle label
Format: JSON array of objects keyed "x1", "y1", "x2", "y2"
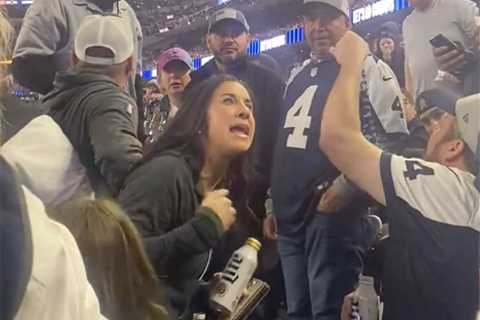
[{"x1": 222, "y1": 253, "x2": 243, "y2": 284}]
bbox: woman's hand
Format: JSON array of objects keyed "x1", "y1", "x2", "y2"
[{"x1": 202, "y1": 189, "x2": 237, "y2": 232}]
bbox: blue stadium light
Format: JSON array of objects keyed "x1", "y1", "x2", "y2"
[
  {"x1": 395, "y1": 0, "x2": 411, "y2": 10},
  {"x1": 142, "y1": 70, "x2": 153, "y2": 80},
  {"x1": 248, "y1": 39, "x2": 261, "y2": 56},
  {"x1": 193, "y1": 58, "x2": 202, "y2": 70}
]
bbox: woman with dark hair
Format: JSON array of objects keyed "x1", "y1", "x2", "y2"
[
  {"x1": 118, "y1": 74, "x2": 257, "y2": 316},
  {"x1": 50, "y1": 198, "x2": 169, "y2": 320}
]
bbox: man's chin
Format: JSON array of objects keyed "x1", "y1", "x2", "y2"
[
  {"x1": 168, "y1": 87, "x2": 184, "y2": 96},
  {"x1": 311, "y1": 46, "x2": 331, "y2": 58},
  {"x1": 218, "y1": 53, "x2": 239, "y2": 65}
]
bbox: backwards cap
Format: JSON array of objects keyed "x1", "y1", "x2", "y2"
[{"x1": 74, "y1": 15, "x2": 134, "y2": 66}]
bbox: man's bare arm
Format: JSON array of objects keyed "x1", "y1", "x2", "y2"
[{"x1": 319, "y1": 32, "x2": 386, "y2": 206}]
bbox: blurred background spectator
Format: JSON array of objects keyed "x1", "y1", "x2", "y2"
[{"x1": 375, "y1": 21, "x2": 405, "y2": 89}]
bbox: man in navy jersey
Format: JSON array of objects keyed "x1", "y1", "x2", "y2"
[
  {"x1": 321, "y1": 31, "x2": 480, "y2": 320},
  {"x1": 269, "y1": 0, "x2": 409, "y2": 319}
]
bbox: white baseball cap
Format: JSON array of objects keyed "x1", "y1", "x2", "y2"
[
  {"x1": 303, "y1": 0, "x2": 350, "y2": 18},
  {"x1": 455, "y1": 94, "x2": 480, "y2": 156},
  {"x1": 74, "y1": 15, "x2": 134, "y2": 66}
]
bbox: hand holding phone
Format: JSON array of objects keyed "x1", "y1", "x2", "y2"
[
  {"x1": 429, "y1": 34, "x2": 461, "y2": 51},
  {"x1": 430, "y1": 34, "x2": 467, "y2": 74}
]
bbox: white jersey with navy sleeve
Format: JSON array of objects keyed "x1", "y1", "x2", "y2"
[
  {"x1": 379, "y1": 152, "x2": 479, "y2": 320},
  {"x1": 388, "y1": 154, "x2": 480, "y2": 229},
  {"x1": 363, "y1": 56, "x2": 408, "y2": 135},
  {"x1": 360, "y1": 55, "x2": 409, "y2": 151}
]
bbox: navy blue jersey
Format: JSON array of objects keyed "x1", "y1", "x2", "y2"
[
  {"x1": 380, "y1": 153, "x2": 479, "y2": 320},
  {"x1": 271, "y1": 57, "x2": 340, "y2": 227},
  {"x1": 271, "y1": 55, "x2": 408, "y2": 228}
]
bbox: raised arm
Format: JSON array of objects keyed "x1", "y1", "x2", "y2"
[{"x1": 319, "y1": 32, "x2": 386, "y2": 205}]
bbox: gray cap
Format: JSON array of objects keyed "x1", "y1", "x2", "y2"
[
  {"x1": 418, "y1": 90, "x2": 480, "y2": 155},
  {"x1": 303, "y1": 0, "x2": 350, "y2": 17},
  {"x1": 208, "y1": 8, "x2": 250, "y2": 33}
]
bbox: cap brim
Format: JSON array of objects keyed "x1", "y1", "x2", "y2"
[
  {"x1": 163, "y1": 59, "x2": 192, "y2": 70},
  {"x1": 416, "y1": 89, "x2": 460, "y2": 116},
  {"x1": 209, "y1": 18, "x2": 248, "y2": 33}
]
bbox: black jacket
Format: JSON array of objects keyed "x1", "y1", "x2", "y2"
[
  {"x1": 190, "y1": 57, "x2": 285, "y2": 218},
  {"x1": 1, "y1": 95, "x2": 46, "y2": 142},
  {"x1": 118, "y1": 153, "x2": 223, "y2": 315},
  {"x1": 45, "y1": 67, "x2": 143, "y2": 197}
]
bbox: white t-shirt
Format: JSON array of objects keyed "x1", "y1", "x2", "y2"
[{"x1": 403, "y1": 0, "x2": 479, "y2": 99}]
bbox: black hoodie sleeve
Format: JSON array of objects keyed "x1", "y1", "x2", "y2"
[
  {"x1": 88, "y1": 94, "x2": 143, "y2": 195},
  {"x1": 118, "y1": 155, "x2": 224, "y2": 275}
]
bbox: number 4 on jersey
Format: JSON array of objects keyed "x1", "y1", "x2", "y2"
[
  {"x1": 403, "y1": 160, "x2": 434, "y2": 180},
  {"x1": 284, "y1": 85, "x2": 318, "y2": 149}
]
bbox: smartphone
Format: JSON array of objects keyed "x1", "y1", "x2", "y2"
[{"x1": 429, "y1": 34, "x2": 460, "y2": 51}]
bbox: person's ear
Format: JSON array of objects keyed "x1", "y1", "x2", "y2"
[
  {"x1": 246, "y1": 32, "x2": 252, "y2": 43},
  {"x1": 206, "y1": 34, "x2": 213, "y2": 52},
  {"x1": 444, "y1": 139, "x2": 465, "y2": 163},
  {"x1": 125, "y1": 56, "x2": 134, "y2": 75},
  {"x1": 157, "y1": 72, "x2": 167, "y2": 95},
  {"x1": 345, "y1": 16, "x2": 352, "y2": 30}
]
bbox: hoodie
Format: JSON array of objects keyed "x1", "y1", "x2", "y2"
[{"x1": 46, "y1": 67, "x2": 143, "y2": 197}]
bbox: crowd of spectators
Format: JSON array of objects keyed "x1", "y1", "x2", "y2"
[{"x1": 133, "y1": 0, "x2": 257, "y2": 37}]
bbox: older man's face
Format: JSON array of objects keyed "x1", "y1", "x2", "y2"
[{"x1": 303, "y1": 3, "x2": 350, "y2": 58}]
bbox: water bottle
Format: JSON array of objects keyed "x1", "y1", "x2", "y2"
[
  {"x1": 352, "y1": 275, "x2": 379, "y2": 320},
  {"x1": 209, "y1": 238, "x2": 262, "y2": 316}
]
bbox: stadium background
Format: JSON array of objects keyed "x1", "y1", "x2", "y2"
[{"x1": 5, "y1": 0, "x2": 477, "y2": 80}]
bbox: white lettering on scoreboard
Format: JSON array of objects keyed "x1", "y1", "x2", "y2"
[
  {"x1": 352, "y1": 0, "x2": 395, "y2": 24},
  {"x1": 260, "y1": 35, "x2": 286, "y2": 53}
]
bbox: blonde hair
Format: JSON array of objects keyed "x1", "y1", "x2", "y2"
[
  {"x1": 50, "y1": 198, "x2": 169, "y2": 320},
  {"x1": 0, "y1": 8, "x2": 14, "y2": 78}
]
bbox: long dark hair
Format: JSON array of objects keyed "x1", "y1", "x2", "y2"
[
  {"x1": 50, "y1": 198, "x2": 168, "y2": 320},
  {"x1": 146, "y1": 74, "x2": 257, "y2": 223}
]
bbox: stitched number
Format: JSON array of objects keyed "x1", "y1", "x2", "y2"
[
  {"x1": 391, "y1": 96, "x2": 404, "y2": 119},
  {"x1": 403, "y1": 160, "x2": 434, "y2": 180},
  {"x1": 284, "y1": 85, "x2": 317, "y2": 149}
]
